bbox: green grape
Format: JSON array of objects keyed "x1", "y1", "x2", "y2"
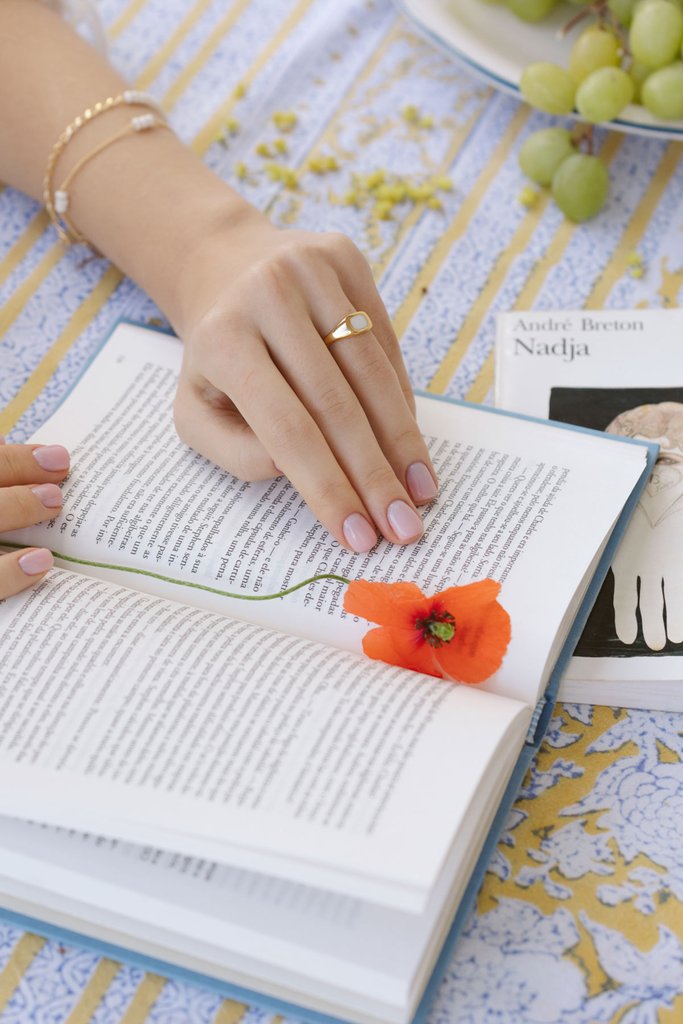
[
  {"x1": 552, "y1": 153, "x2": 609, "y2": 222},
  {"x1": 629, "y1": 59, "x2": 652, "y2": 102},
  {"x1": 575, "y1": 66, "x2": 635, "y2": 121},
  {"x1": 519, "y1": 127, "x2": 575, "y2": 185},
  {"x1": 607, "y1": 0, "x2": 637, "y2": 24},
  {"x1": 641, "y1": 61, "x2": 683, "y2": 117},
  {"x1": 505, "y1": 0, "x2": 559, "y2": 20},
  {"x1": 569, "y1": 27, "x2": 620, "y2": 82},
  {"x1": 520, "y1": 62, "x2": 576, "y2": 114},
  {"x1": 630, "y1": 0, "x2": 683, "y2": 68}
]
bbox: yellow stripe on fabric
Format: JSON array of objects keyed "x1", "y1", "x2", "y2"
[
  {"x1": 135, "y1": 0, "x2": 217, "y2": 91},
  {"x1": 63, "y1": 959, "x2": 121, "y2": 1024},
  {"x1": 0, "y1": 0, "x2": 219, "y2": 340},
  {"x1": 391, "y1": 104, "x2": 530, "y2": 342},
  {"x1": 119, "y1": 973, "x2": 166, "y2": 1024},
  {"x1": 0, "y1": 211, "x2": 50, "y2": 289},
  {"x1": 212, "y1": 999, "x2": 248, "y2": 1024},
  {"x1": 108, "y1": 0, "x2": 152, "y2": 40},
  {"x1": 162, "y1": 0, "x2": 254, "y2": 111},
  {"x1": 0, "y1": 243, "x2": 63, "y2": 336},
  {"x1": 428, "y1": 190, "x2": 552, "y2": 394},
  {"x1": 1, "y1": 1, "x2": 315, "y2": 432},
  {"x1": 0, "y1": 933, "x2": 45, "y2": 1013},
  {"x1": 0, "y1": 264, "x2": 122, "y2": 433},
  {"x1": 585, "y1": 142, "x2": 680, "y2": 309},
  {"x1": 465, "y1": 348, "x2": 494, "y2": 404},
  {"x1": 463, "y1": 131, "x2": 624, "y2": 404},
  {"x1": 191, "y1": 0, "x2": 315, "y2": 155}
]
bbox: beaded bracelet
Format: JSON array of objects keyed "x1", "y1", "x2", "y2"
[{"x1": 43, "y1": 90, "x2": 167, "y2": 246}]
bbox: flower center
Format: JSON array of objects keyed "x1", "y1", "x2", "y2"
[{"x1": 416, "y1": 610, "x2": 456, "y2": 647}]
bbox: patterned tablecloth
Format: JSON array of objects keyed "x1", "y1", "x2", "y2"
[{"x1": 1, "y1": 0, "x2": 683, "y2": 1021}]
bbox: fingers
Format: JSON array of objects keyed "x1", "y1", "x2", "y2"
[
  {"x1": 327, "y1": 330, "x2": 437, "y2": 503},
  {"x1": 0, "y1": 548, "x2": 53, "y2": 601},
  {"x1": 204, "y1": 338, "x2": 383, "y2": 551},
  {"x1": 174, "y1": 373, "x2": 278, "y2": 481},
  {"x1": 0, "y1": 442, "x2": 64, "y2": 598},
  {"x1": 664, "y1": 573, "x2": 683, "y2": 644},
  {"x1": 639, "y1": 573, "x2": 666, "y2": 651},
  {"x1": 277, "y1": 271, "x2": 437, "y2": 504},
  {"x1": 328, "y1": 237, "x2": 417, "y2": 416},
  {"x1": 0, "y1": 443, "x2": 70, "y2": 486},
  {"x1": 612, "y1": 567, "x2": 639, "y2": 645},
  {"x1": 0, "y1": 483, "x2": 64, "y2": 532},
  {"x1": 258, "y1": 299, "x2": 430, "y2": 545}
]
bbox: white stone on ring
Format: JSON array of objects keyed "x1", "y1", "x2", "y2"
[{"x1": 323, "y1": 311, "x2": 373, "y2": 346}]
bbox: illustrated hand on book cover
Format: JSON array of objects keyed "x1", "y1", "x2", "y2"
[{"x1": 609, "y1": 402, "x2": 683, "y2": 652}]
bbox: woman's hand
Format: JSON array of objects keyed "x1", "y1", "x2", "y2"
[
  {"x1": 172, "y1": 207, "x2": 438, "y2": 553},
  {"x1": 0, "y1": 439, "x2": 69, "y2": 600},
  {"x1": 0, "y1": 7, "x2": 436, "y2": 554}
]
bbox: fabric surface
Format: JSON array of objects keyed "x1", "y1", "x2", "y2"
[{"x1": 1, "y1": 0, "x2": 683, "y2": 1021}]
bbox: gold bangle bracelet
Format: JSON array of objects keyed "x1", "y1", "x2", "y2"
[
  {"x1": 43, "y1": 90, "x2": 166, "y2": 246},
  {"x1": 52, "y1": 113, "x2": 170, "y2": 246}
]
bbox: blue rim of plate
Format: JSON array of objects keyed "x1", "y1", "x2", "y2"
[{"x1": 396, "y1": 0, "x2": 683, "y2": 140}]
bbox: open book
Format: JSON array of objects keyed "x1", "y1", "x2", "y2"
[
  {"x1": 495, "y1": 307, "x2": 683, "y2": 711},
  {"x1": 0, "y1": 322, "x2": 652, "y2": 1024}
]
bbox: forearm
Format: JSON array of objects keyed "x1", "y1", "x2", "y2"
[{"x1": 0, "y1": 0, "x2": 256, "y2": 331}]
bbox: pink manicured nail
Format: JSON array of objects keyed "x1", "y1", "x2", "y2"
[
  {"x1": 32, "y1": 445, "x2": 70, "y2": 472},
  {"x1": 406, "y1": 462, "x2": 438, "y2": 503},
  {"x1": 343, "y1": 512, "x2": 378, "y2": 553},
  {"x1": 32, "y1": 484, "x2": 63, "y2": 509},
  {"x1": 19, "y1": 548, "x2": 53, "y2": 576},
  {"x1": 387, "y1": 500, "x2": 423, "y2": 543}
]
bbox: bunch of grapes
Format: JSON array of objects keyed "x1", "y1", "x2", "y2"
[{"x1": 505, "y1": 0, "x2": 683, "y2": 220}]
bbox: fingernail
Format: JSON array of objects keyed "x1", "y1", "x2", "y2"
[
  {"x1": 406, "y1": 462, "x2": 438, "y2": 503},
  {"x1": 387, "y1": 499, "x2": 423, "y2": 543},
  {"x1": 32, "y1": 445, "x2": 70, "y2": 472},
  {"x1": 343, "y1": 512, "x2": 378, "y2": 553},
  {"x1": 19, "y1": 548, "x2": 53, "y2": 576},
  {"x1": 32, "y1": 483, "x2": 63, "y2": 509}
]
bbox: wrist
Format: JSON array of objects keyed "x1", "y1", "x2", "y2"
[
  {"x1": 168, "y1": 194, "x2": 275, "y2": 337},
  {"x1": 58, "y1": 122, "x2": 264, "y2": 328}
]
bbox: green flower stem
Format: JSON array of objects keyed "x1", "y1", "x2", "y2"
[{"x1": 1, "y1": 542, "x2": 350, "y2": 602}]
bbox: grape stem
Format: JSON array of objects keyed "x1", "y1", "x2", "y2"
[
  {"x1": 571, "y1": 122, "x2": 594, "y2": 156},
  {"x1": 557, "y1": 0, "x2": 631, "y2": 62}
]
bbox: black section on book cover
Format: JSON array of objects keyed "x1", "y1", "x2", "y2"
[{"x1": 549, "y1": 386, "x2": 683, "y2": 659}]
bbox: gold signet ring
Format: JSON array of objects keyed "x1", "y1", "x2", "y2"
[{"x1": 323, "y1": 311, "x2": 373, "y2": 346}]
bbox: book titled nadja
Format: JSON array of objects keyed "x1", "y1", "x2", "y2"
[
  {"x1": 506, "y1": 312, "x2": 648, "y2": 363},
  {"x1": 0, "y1": 323, "x2": 653, "y2": 1024},
  {"x1": 496, "y1": 307, "x2": 683, "y2": 712}
]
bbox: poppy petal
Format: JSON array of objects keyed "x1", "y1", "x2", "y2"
[
  {"x1": 435, "y1": 598, "x2": 511, "y2": 684},
  {"x1": 362, "y1": 626, "x2": 443, "y2": 677},
  {"x1": 344, "y1": 580, "x2": 426, "y2": 626},
  {"x1": 436, "y1": 579, "x2": 502, "y2": 615}
]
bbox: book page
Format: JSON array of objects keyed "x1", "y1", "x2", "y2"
[
  {"x1": 0, "y1": 821, "x2": 418, "y2": 1017},
  {"x1": 7, "y1": 323, "x2": 647, "y2": 706},
  {"x1": 0, "y1": 702, "x2": 523, "y2": 1024},
  {"x1": 0, "y1": 568, "x2": 530, "y2": 910}
]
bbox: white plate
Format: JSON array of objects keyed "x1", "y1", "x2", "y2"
[{"x1": 398, "y1": 0, "x2": 683, "y2": 139}]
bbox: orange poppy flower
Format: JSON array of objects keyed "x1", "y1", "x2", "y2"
[{"x1": 343, "y1": 578, "x2": 511, "y2": 683}]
